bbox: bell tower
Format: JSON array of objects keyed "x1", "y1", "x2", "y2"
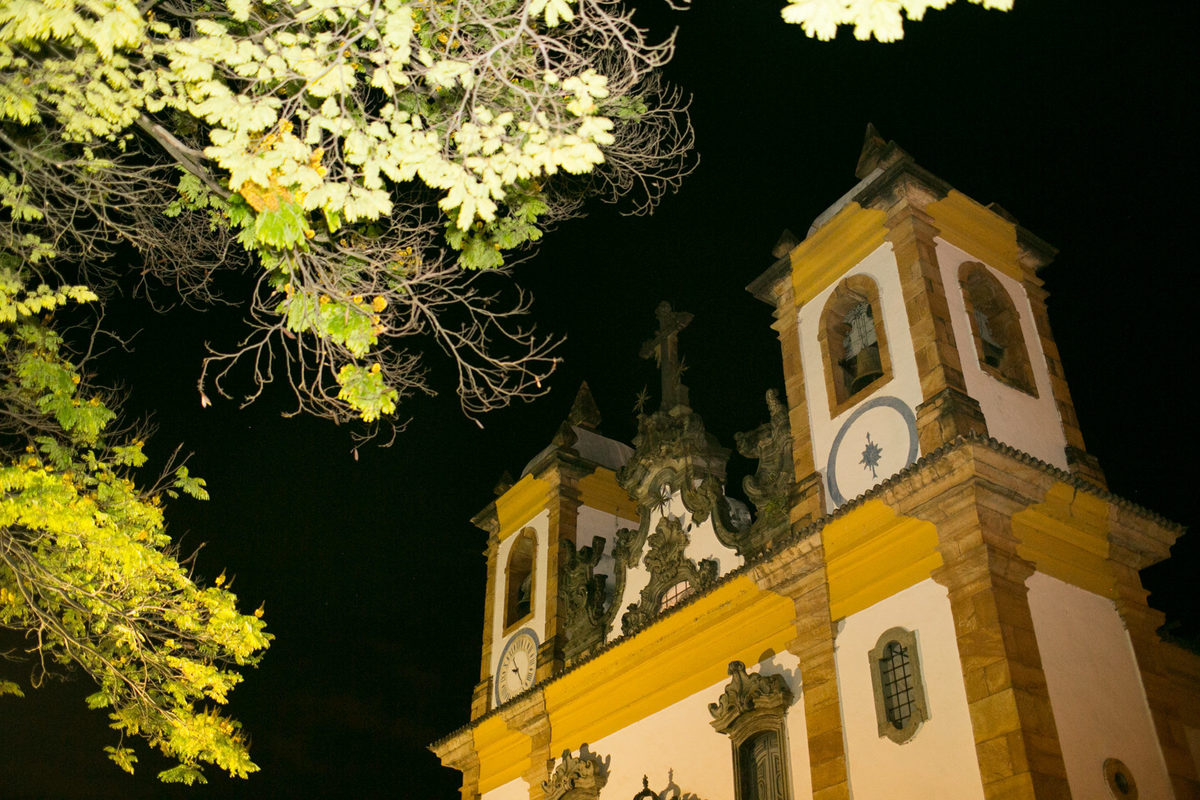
[
  {"x1": 467, "y1": 383, "x2": 638, "y2": 721},
  {"x1": 750, "y1": 126, "x2": 1105, "y2": 524}
]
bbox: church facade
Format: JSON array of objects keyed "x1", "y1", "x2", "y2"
[{"x1": 431, "y1": 131, "x2": 1200, "y2": 800}]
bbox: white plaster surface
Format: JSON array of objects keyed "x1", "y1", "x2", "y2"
[
  {"x1": 575, "y1": 505, "x2": 636, "y2": 589},
  {"x1": 481, "y1": 776, "x2": 528, "y2": 800},
  {"x1": 835, "y1": 578, "x2": 985, "y2": 799},
  {"x1": 590, "y1": 652, "x2": 811, "y2": 800},
  {"x1": 935, "y1": 241, "x2": 1069, "y2": 469},
  {"x1": 489, "y1": 509, "x2": 550, "y2": 682},
  {"x1": 795, "y1": 243, "x2": 925, "y2": 513},
  {"x1": 1028, "y1": 572, "x2": 1172, "y2": 799}
]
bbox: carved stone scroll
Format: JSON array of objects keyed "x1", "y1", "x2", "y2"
[
  {"x1": 542, "y1": 743, "x2": 610, "y2": 800},
  {"x1": 708, "y1": 661, "x2": 793, "y2": 735}
]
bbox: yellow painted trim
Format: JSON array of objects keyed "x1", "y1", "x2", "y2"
[
  {"x1": 473, "y1": 713, "x2": 531, "y2": 793},
  {"x1": 577, "y1": 468, "x2": 638, "y2": 521},
  {"x1": 822, "y1": 500, "x2": 943, "y2": 620},
  {"x1": 495, "y1": 474, "x2": 555, "y2": 541},
  {"x1": 1013, "y1": 482, "x2": 1115, "y2": 598},
  {"x1": 790, "y1": 203, "x2": 889, "y2": 306},
  {"x1": 927, "y1": 190, "x2": 1023, "y2": 282},
  {"x1": 542, "y1": 575, "x2": 796, "y2": 754}
]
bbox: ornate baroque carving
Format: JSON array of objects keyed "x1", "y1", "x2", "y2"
[
  {"x1": 558, "y1": 536, "x2": 609, "y2": 662},
  {"x1": 734, "y1": 389, "x2": 794, "y2": 556},
  {"x1": 542, "y1": 743, "x2": 610, "y2": 800},
  {"x1": 620, "y1": 517, "x2": 718, "y2": 636},
  {"x1": 708, "y1": 661, "x2": 793, "y2": 735}
]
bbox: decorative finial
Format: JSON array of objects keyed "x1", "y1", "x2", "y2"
[
  {"x1": 855, "y1": 122, "x2": 889, "y2": 179},
  {"x1": 567, "y1": 381, "x2": 602, "y2": 430},
  {"x1": 772, "y1": 229, "x2": 799, "y2": 259},
  {"x1": 638, "y1": 301, "x2": 693, "y2": 411}
]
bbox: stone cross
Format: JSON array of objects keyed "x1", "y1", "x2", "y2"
[{"x1": 639, "y1": 301, "x2": 693, "y2": 410}]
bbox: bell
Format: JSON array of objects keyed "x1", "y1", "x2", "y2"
[{"x1": 848, "y1": 346, "x2": 884, "y2": 394}]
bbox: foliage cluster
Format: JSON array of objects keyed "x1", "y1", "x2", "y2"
[
  {"x1": 0, "y1": 274, "x2": 271, "y2": 783},
  {"x1": 781, "y1": 0, "x2": 1011, "y2": 42},
  {"x1": 1, "y1": 0, "x2": 693, "y2": 428}
]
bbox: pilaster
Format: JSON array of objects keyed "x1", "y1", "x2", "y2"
[
  {"x1": 751, "y1": 259, "x2": 825, "y2": 526},
  {"x1": 430, "y1": 729, "x2": 482, "y2": 800},
  {"x1": 505, "y1": 693, "x2": 553, "y2": 800},
  {"x1": 883, "y1": 446, "x2": 1071, "y2": 799},
  {"x1": 474, "y1": 528, "x2": 500, "y2": 720},
  {"x1": 751, "y1": 534, "x2": 848, "y2": 800},
  {"x1": 1024, "y1": 283, "x2": 1106, "y2": 488},
  {"x1": 1109, "y1": 508, "x2": 1200, "y2": 798},
  {"x1": 887, "y1": 204, "x2": 990, "y2": 450},
  {"x1": 540, "y1": 471, "x2": 582, "y2": 682}
]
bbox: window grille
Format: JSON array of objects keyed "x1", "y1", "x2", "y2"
[
  {"x1": 878, "y1": 641, "x2": 915, "y2": 729},
  {"x1": 658, "y1": 579, "x2": 693, "y2": 612},
  {"x1": 868, "y1": 627, "x2": 928, "y2": 742}
]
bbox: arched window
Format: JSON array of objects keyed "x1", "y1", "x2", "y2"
[
  {"x1": 959, "y1": 262, "x2": 1036, "y2": 395},
  {"x1": 504, "y1": 528, "x2": 536, "y2": 630},
  {"x1": 868, "y1": 627, "x2": 928, "y2": 743},
  {"x1": 819, "y1": 275, "x2": 892, "y2": 413}
]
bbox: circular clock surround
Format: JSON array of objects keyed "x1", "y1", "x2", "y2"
[
  {"x1": 825, "y1": 396, "x2": 919, "y2": 506},
  {"x1": 495, "y1": 628, "x2": 539, "y2": 706}
]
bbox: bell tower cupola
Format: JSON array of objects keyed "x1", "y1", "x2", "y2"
[
  {"x1": 749, "y1": 126, "x2": 1105, "y2": 524},
  {"x1": 469, "y1": 382, "x2": 638, "y2": 719}
]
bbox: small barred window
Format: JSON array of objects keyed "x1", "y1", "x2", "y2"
[
  {"x1": 869, "y1": 627, "x2": 928, "y2": 743},
  {"x1": 878, "y1": 641, "x2": 915, "y2": 730}
]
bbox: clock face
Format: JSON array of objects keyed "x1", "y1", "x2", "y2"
[{"x1": 496, "y1": 629, "x2": 539, "y2": 705}]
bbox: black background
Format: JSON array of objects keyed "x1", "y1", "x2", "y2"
[{"x1": 2, "y1": 0, "x2": 1195, "y2": 797}]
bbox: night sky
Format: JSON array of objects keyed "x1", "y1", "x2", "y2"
[{"x1": 2, "y1": 0, "x2": 1195, "y2": 797}]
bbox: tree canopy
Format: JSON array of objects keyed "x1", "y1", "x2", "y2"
[
  {"x1": 1, "y1": 0, "x2": 694, "y2": 429},
  {"x1": 0, "y1": 273, "x2": 271, "y2": 784},
  {"x1": 780, "y1": 0, "x2": 1011, "y2": 42}
]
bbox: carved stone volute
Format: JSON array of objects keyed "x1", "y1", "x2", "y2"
[
  {"x1": 559, "y1": 536, "x2": 609, "y2": 662},
  {"x1": 708, "y1": 661, "x2": 793, "y2": 735},
  {"x1": 734, "y1": 389, "x2": 794, "y2": 556},
  {"x1": 542, "y1": 743, "x2": 610, "y2": 800}
]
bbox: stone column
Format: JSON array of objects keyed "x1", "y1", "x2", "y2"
[
  {"x1": 886, "y1": 203, "x2": 989, "y2": 453},
  {"x1": 473, "y1": 528, "x2": 500, "y2": 720},
  {"x1": 751, "y1": 535, "x2": 849, "y2": 800},
  {"x1": 1109, "y1": 511, "x2": 1200, "y2": 799},
  {"x1": 921, "y1": 481, "x2": 1071, "y2": 799},
  {"x1": 761, "y1": 263, "x2": 826, "y2": 526},
  {"x1": 507, "y1": 692, "x2": 553, "y2": 800}
]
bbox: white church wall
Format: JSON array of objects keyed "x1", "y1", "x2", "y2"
[
  {"x1": 575, "y1": 505, "x2": 636, "y2": 588},
  {"x1": 935, "y1": 240, "x2": 1068, "y2": 469},
  {"x1": 835, "y1": 578, "x2": 985, "y2": 800},
  {"x1": 489, "y1": 509, "x2": 550, "y2": 681},
  {"x1": 1027, "y1": 572, "x2": 1172, "y2": 799},
  {"x1": 795, "y1": 243, "x2": 925, "y2": 513},
  {"x1": 481, "y1": 776, "x2": 528, "y2": 800},
  {"x1": 589, "y1": 652, "x2": 811, "y2": 799}
]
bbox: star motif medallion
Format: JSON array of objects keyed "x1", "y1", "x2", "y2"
[{"x1": 860, "y1": 433, "x2": 883, "y2": 479}]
